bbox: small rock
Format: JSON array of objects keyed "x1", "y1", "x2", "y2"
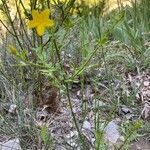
[
  {"x1": 104, "y1": 120, "x2": 123, "y2": 145},
  {"x1": 119, "y1": 105, "x2": 132, "y2": 116},
  {"x1": 83, "y1": 120, "x2": 91, "y2": 130},
  {"x1": 0, "y1": 138, "x2": 21, "y2": 150},
  {"x1": 143, "y1": 81, "x2": 149, "y2": 86},
  {"x1": 9, "y1": 104, "x2": 17, "y2": 114}
]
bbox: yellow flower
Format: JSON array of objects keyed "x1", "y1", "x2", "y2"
[
  {"x1": 8, "y1": 45, "x2": 18, "y2": 55},
  {"x1": 27, "y1": 9, "x2": 54, "y2": 36},
  {"x1": 134, "y1": 120, "x2": 143, "y2": 129}
]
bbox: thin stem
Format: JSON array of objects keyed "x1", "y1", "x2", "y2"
[
  {"x1": 42, "y1": 0, "x2": 76, "y2": 48},
  {"x1": 53, "y1": 38, "x2": 86, "y2": 149},
  {"x1": 1, "y1": 0, "x2": 23, "y2": 50},
  {"x1": 19, "y1": 0, "x2": 28, "y2": 15},
  {"x1": 15, "y1": 0, "x2": 33, "y2": 48},
  {"x1": 118, "y1": 130, "x2": 135, "y2": 150},
  {"x1": 0, "y1": 20, "x2": 15, "y2": 36}
]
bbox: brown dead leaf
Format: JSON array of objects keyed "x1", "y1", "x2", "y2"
[{"x1": 41, "y1": 85, "x2": 60, "y2": 113}]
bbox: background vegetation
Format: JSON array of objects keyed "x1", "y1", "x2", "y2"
[{"x1": 0, "y1": 0, "x2": 149, "y2": 149}]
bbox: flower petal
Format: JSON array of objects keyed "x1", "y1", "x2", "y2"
[
  {"x1": 41, "y1": 9, "x2": 50, "y2": 18},
  {"x1": 31, "y1": 10, "x2": 39, "y2": 20},
  {"x1": 44, "y1": 19, "x2": 54, "y2": 27},
  {"x1": 36, "y1": 25, "x2": 45, "y2": 36},
  {"x1": 28, "y1": 20, "x2": 38, "y2": 28}
]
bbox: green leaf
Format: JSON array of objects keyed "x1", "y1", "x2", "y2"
[{"x1": 41, "y1": 125, "x2": 49, "y2": 144}]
